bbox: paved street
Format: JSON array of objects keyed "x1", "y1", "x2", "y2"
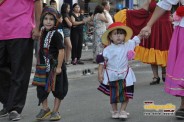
[{"x1": 0, "y1": 64, "x2": 182, "y2": 122}]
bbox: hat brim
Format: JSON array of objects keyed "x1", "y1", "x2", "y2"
[{"x1": 101, "y1": 26, "x2": 133, "y2": 46}]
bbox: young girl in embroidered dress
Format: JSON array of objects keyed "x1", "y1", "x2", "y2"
[
  {"x1": 98, "y1": 22, "x2": 142, "y2": 119},
  {"x1": 34, "y1": 6, "x2": 68, "y2": 121}
]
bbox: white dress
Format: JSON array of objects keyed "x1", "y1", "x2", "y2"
[{"x1": 102, "y1": 36, "x2": 140, "y2": 86}]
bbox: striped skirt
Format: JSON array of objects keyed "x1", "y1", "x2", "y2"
[{"x1": 109, "y1": 79, "x2": 134, "y2": 104}]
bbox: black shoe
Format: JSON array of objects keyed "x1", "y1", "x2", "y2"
[
  {"x1": 175, "y1": 108, "x2": 184, "y2": 119},
  {"x1": 0, "y1": 108, "x2": 8, "y2": 117},
  {"x1": 150, "y1": 77, "x2": 160, "y2": 85},
  {"x1": 9, "y1": 111, "x2": 21, "y2": 121},
  {"x1": 77, "y1": 60, "x2": 84, "y2": 64}
]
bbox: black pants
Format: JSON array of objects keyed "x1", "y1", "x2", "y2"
[
  {"x1": 0, "y1": 38, "x2": 33, "y2": 113},
  {"x1": 37, "y1": 69, "x2": 68, "y2": 106},
  {"x1": 70, "y1": 28, "x2": 83, "y2": 61}
]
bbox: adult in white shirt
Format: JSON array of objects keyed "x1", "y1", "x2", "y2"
[
  {"x1": 140, "y1": 0, "x2": 184, "y2": 119},
  {"x1": 102, "y1": 1, "x2": 113, "y2": 28}
]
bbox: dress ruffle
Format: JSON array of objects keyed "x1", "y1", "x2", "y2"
[
  {"x1": 135, "y1": 46, "x2": 168, "y2": 67},
  {"x1": 114, "y1": 9, "x2": 127, "y2": 25}
]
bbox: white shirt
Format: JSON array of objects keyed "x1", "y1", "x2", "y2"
[
  {"x1": 104, "y1": 10, "x2": 113, "y2": 28},
  {"x1": 102, "y1": 36, "x2": 140, "y2": 86},
  {"x1": 157, "y1": 0, "x2": 184, "y2": 27}
]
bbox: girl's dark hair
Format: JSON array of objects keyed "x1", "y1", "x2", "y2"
[
  {"x1": 43, "y1": 3, "x2": 47, "y2": 8},
  {"x1": 94, "y1": 5, "x2": 104, "y2": 15},
  {"x1": 72, "y1": 3, "x2": 79, "y2": 9},
  {"x1": 50, "y1": 0, "x2": 56, "y2": 5},
  {"x1": 61, "y1": 3, "x2": 69, "y2": 14},
  {"x1": 101, "y1": 1, "x2": 109, "y2": 7},
  {"x1": 108, "y1": 29, "x2": 127, "y2": 42}
]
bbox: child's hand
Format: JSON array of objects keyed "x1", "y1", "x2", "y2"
[
  {"x1": 137, "y1": 33, "x2": 143, "y2": 40},
  {"x1": 55, "y1": 67, "x2": 62, "y2": 75},
  {"x1": 98, "y1": 74, "x2": 104, "y2": 83}
]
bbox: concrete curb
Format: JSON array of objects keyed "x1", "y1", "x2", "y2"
[{"x1": 29, "y1": 60, "x2": 149, "y2": 87}]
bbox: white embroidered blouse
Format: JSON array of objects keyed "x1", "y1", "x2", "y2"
[{"x1": 102, "y1": 36, "x2": 140, "y2": 86}]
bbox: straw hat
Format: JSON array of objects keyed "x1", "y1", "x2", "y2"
[{"x1": 101, "y1": 22, "x2": 133, "y2": 46}]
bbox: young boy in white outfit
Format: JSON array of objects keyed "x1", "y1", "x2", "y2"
[{"x1": 98, "y1": 22, "x2": 142, "y2": 119}]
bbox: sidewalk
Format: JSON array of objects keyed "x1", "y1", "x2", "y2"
[{"x1": 30, "y1": 49, "x2": 147, "y2": 86}]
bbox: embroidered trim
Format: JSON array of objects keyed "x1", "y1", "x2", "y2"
[
  {"x1": 166, "y1": 87, "x2": 184, "y2": 91},
  {"x1": 166, "y1": 74, "x2": 184, "y2": 81}
]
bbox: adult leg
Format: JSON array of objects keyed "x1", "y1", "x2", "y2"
[
  {"x1": 6, "y1": 38, "x2": 33, "y2": 114},
  {"x1": 150, "y1": 64, "x2": 160, "y2": 85},
  {"x1": 181, "y1": 97, "x2": 184, "y2": 109},
  {"x1": 64, "y1": 37, "x2": 72, "y2": 64},
  {"x1": 175, "y1": 97, "x2": 184, "y2": 119},
  {"x1": 0, "y1": 41, "x2": 11, "y2": 117},
  {"x1": 70, "y1": 29, "x2": 79, "y2": 64},
  {"x1": 92, "y1": 35, "x2": 97, "y2": 63},
  {"x1": 0, "y1": 67, "x2": 11, "y2": 107},
  {"x1": 77, "y1": 31, "x2": 83, "y2": 61},
  {"x1": 161, "y1": 66, "x2": 166, "y2": 82}
]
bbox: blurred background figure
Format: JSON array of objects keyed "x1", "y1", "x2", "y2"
[
  {"x1": 93, "y1": 5, "x2": 108, "y2": 63},
  {"x1": 101, "y1": 0, "x2": 113, "y2": 28},
  {"x1": 61, "y1": 3, "x2": 73, "y2": 65},
  {"x1": 70, "y1": 3, "x2": 90, "y2": 65},
  {"x1": 50, "y1": 0, "x2": 57, "y2": 9}
]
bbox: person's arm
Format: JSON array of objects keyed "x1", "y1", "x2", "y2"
[
  {"x1": 56, "y1": 49, "x2": 64, "y2": 74},
  {"x1": 141, "y1": 6, "x2": 166, "y2": 38},
  {"x1": 98, "y1": 13, "x2": 108, "y2": 23},
  {"x1": 58, "y1": 17, "x2": 63, "y2": 23},
  {"x1": 98, "y1": 64, "x2": 104, "y2": 83},
  {"x1": 128, "y1": 34, "x2": 142, "y2": 49},
  {"x1": 71, "y1": 15, "x2": 84, "y2": 26},
  {"x1": 141, "y1": 0, "x2": 179, "y2": 38},
  {"x1": 140, "y1": 0, "x2": 151, "y2": 11},
  {"x1": 32, "y1": 0, "x2": 42, "y2": 40},
  {"x1": 64, "y1": 17, "x2": 73, "y2": 27},
  {"x1": 147, "y1": 7, "x2": 166, "y2": 27}
]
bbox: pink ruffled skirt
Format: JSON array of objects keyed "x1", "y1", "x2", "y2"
[{"x1": 165, "y1": 26, "x2": 184, "y2": 97}]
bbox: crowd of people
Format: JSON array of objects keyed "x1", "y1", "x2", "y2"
[{"x1": 0, "y1": 0, "x2": 184, "y2": 121}]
